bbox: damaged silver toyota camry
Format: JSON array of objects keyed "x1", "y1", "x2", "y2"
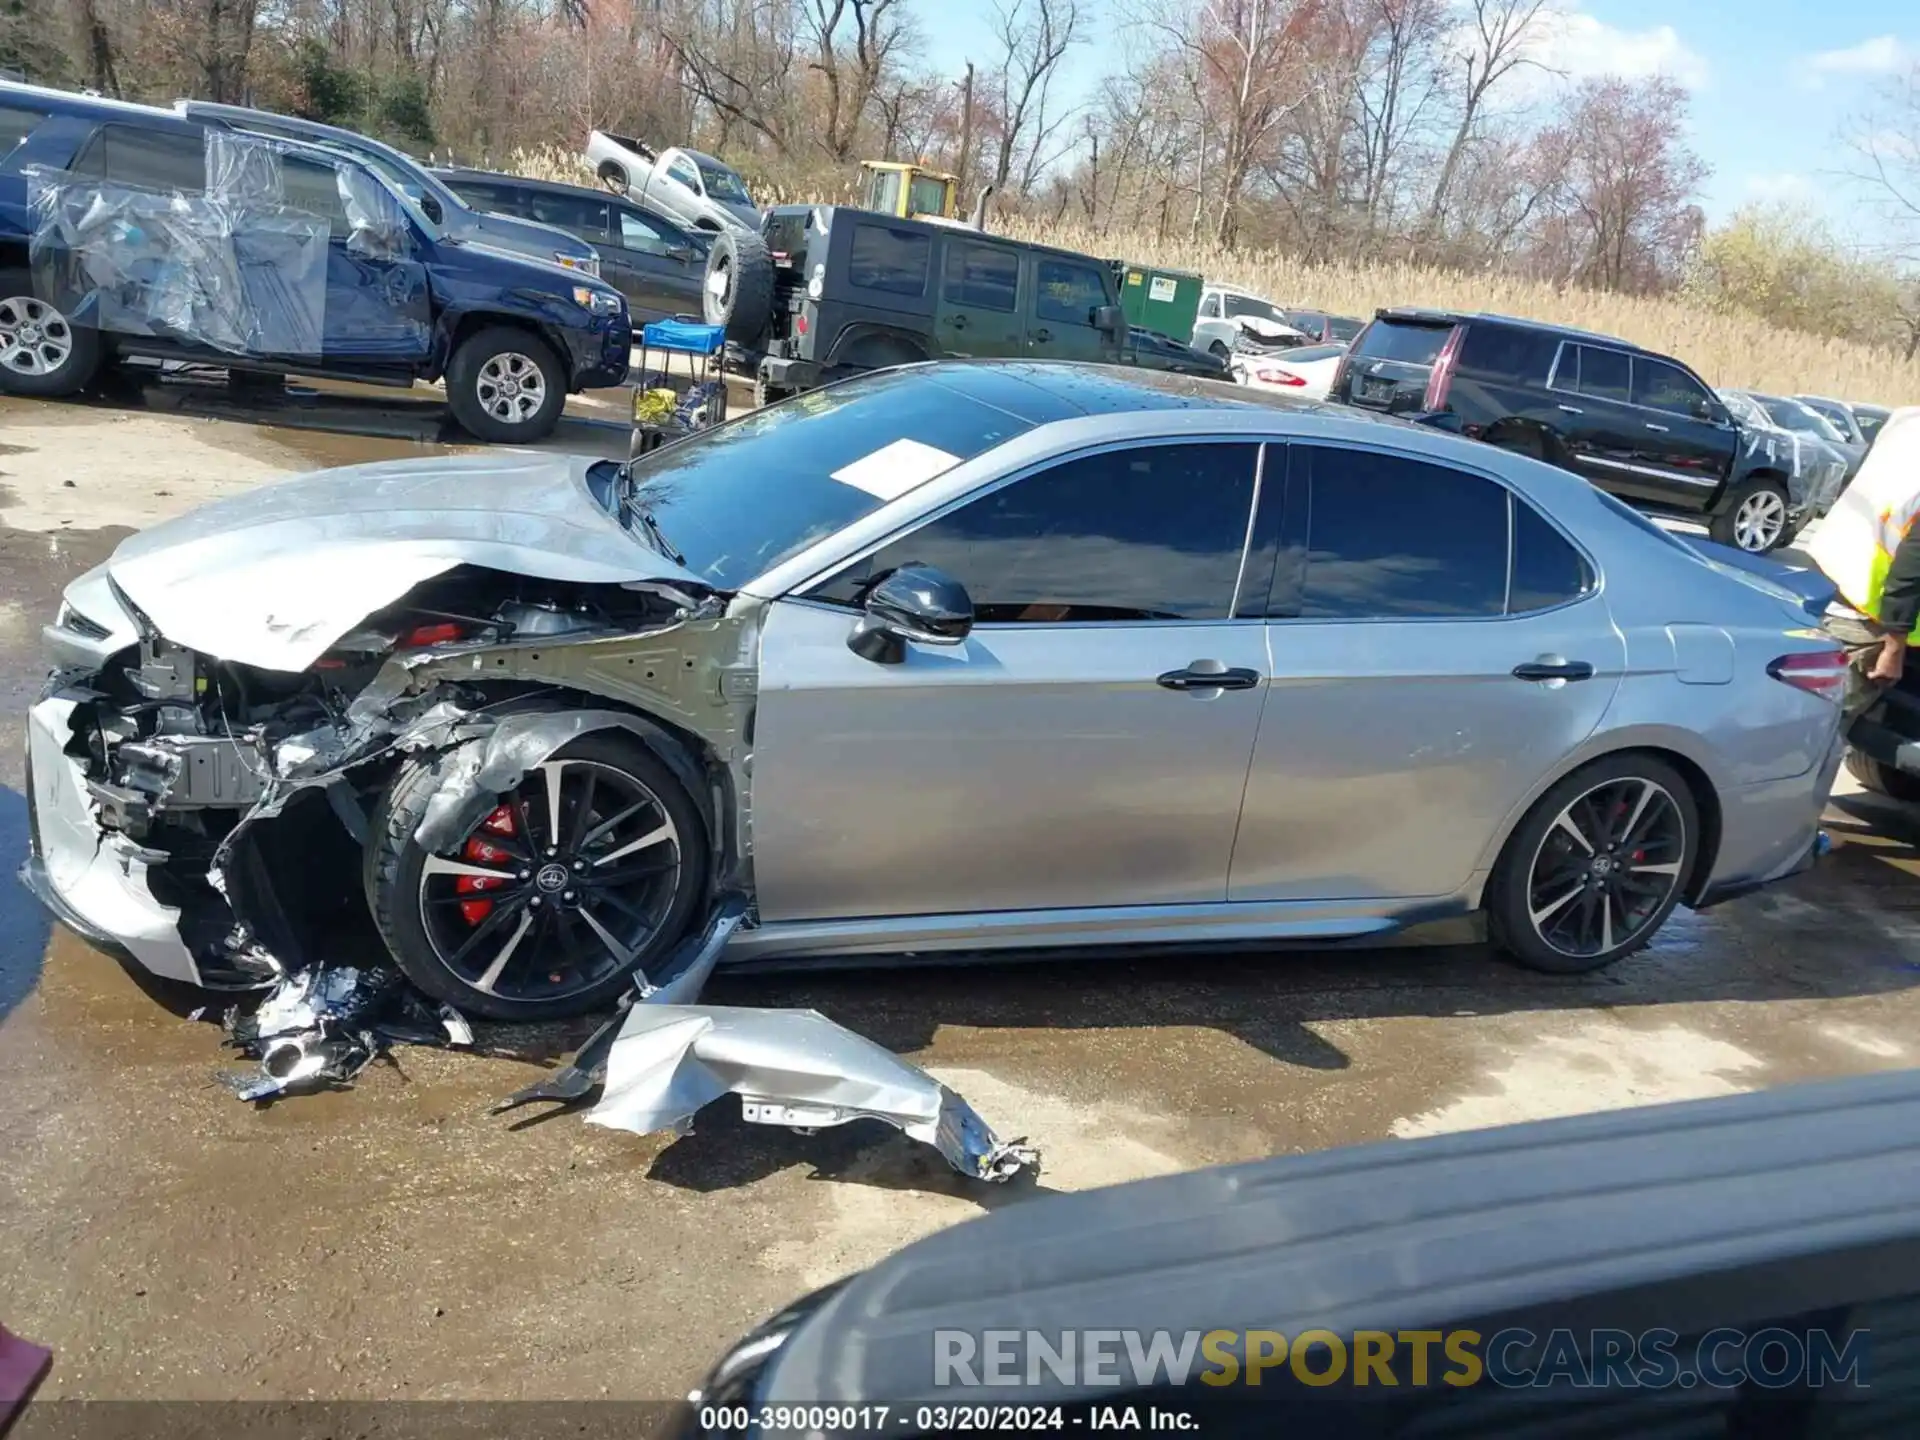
[{"x1": 24, "y1": 362, "x2": 1844, "y2": 1034}]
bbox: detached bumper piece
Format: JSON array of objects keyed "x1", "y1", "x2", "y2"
[{"x1": 585, "y1": 1005, "x2": 1040, "y2": 1184}]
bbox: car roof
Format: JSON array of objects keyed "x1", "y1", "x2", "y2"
[
  {"x1": 677, "y1": 148, "x2": 729, "y2": 170},
  {"x1": 1375, "y1": 306, "x2": 1635, "y2": 348},
  {"x1": 436, "y1": 166, "x2": 630, "y2": 203},
  {"x1": 0, "y1": 79, "x2": 199, "y2": 133}
]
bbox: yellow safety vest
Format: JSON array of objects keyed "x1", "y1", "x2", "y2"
[{"x1": 1806, "y1": 408, "x2": 1920, "y2": 643}]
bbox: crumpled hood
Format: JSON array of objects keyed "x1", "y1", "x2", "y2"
[
  {"x1": 1236, "y1": 314, "x2": 1304, "y2": 342},
  {"x1": 101, "y1": 452, "x2": 701, "y2": 671}
]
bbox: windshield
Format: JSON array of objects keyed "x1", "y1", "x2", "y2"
[
  {"x1": 1720, "y1": 391, "x2": 1766, "y2": 427},
  {"x1": 622, "y1": 369, "x2": 1037, "y2": 588},
  {"x1": 697, "y1": 162, "x2": 753, "y2": 205},
  {"x1": 1759, "y1": 396, "x2": 1844, "y2": 443},
  {"x1": 1222, "y1": 295, "x2": 1286, "y2": 324}
]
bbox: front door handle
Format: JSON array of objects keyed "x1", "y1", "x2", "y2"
[
  {"x1": 1513, "y1": 659, "x2": 1595, "y2": 682},
  {"x1": 1645, "y1": 422, "x2": 1670, "y2": 433},
  {"x1": 1033, "y1": 327, "x2": 1052, "y2": 343},
  {"x1": 1158, "y1": 664, "x2": 1261, "y2": 691},
  {"x1": 1557, "y1": 403, "x2": 1583, "y2": 415}
]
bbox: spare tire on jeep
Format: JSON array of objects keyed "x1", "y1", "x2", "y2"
[{"x1": 702, "y1": 229, "x2": 775, "y2": 348}]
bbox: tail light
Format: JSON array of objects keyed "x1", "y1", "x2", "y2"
[
  {"x1": 1253, "y1": 365, "x2": 1307, "y2": 387},
  {"x1": 1768, "y1": 649, "x2": 1848, "y2": 704},
  {"x1": 1423, "y1": 324, "x2": 1464, "y2": 410}
]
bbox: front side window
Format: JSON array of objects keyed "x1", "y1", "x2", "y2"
[
  {"x1": 699, "y1": 163, "x2": 751, "y2": 204},
  {"x1": 278, "y1": 154, "x2": 350, "y2": 227},
  {"x1": 942, "y1": 240, "x2": 1018, "y2": 312},
  {"x1": 907, "y1": 175, "x2": 949, "y2": 215},
  {"x1": 1571, "y1": 345, "x2": 1631, "y2": 403},
  {"x1": 812, "y1": 442, "x2": 1260, "y2": 624},
  {"x1": 0, "y1": 102, "x2": 45, "y2": 162},
  {"x1": 666, "y1": 157, "x2": 700, "y2": 191},
  {"x1": 849, "y1": 223, "x2": 930, "y2": 297},
  {"x1": 1297, "y1": 448, "x2": 1508, "y2": 619},
  {"x1": 1034, "y1": 259, "x2": 1108, "y2": 326},
  {"x1": 617, "y1": 208, "x2": 665, "y2": 252},
  {"x1": 1632, "y1": 357, "x2": 1712, "y2": 416}
]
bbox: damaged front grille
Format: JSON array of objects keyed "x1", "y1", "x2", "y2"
[{"x1": 57, "y1": 603, "x2": 112, "y2": 640}]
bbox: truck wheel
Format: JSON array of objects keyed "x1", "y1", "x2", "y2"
[
  {"x1": 703, "y1": 229, "x2": 774, "y2": 347},
  {"x1": 596, "y1": 160, "x2": 629, "y2": 192},
  {"x1": 446, "y1": 326, "x2": 567, "y2": 443},
  {"x1": 1845, "y1": 749, "x2": 1920, "y2": 804},
  {"x1": 0, "y1": 273, "x2": 102, "y2": 398},
  {"x1": 1709, "y1": 477, "x2": 1790, "y2": 553}
]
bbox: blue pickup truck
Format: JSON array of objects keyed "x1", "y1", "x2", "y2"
[{"x1": 0, "y1": 82, "x2": 631, "y2": 441}]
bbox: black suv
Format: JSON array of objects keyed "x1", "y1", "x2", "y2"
[
  {"x1": 1328, "y1": 309, "x2": 1803, "y2": 552},
  {"x1": 701, "y1": 205, "x2": 1225, "y2": 402}
]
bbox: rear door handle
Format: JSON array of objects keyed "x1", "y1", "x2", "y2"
[
  {"x1": 948, "y1": 314, "x2": 968, "y2": 329},
  {"x1": 1033, "y1": 327, "x2": 1052, "y2": 342},
  {"x1": 1158, "y1": 665, "x2": 1261, "y2": 692},
  {"x1": 1645, "y1": 422, "x2": 1670, "y2": 433},
  {"x1": 1513, "y1": 659, "x2": 1595, "y2": 682},
  {"x1": 1557, "y1": 404, "x2": 1583, "y2": 415}
]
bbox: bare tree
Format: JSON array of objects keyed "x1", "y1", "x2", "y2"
[
  {"x1": 986, "y1": 0, "x2": 1082, "y2": 195},
  {"x1": 1419, "y1": 0, "x2": 1549, "y2": 245},
  {"x1": 802, "y1": 0, "x2": 909, "y2": 160}
]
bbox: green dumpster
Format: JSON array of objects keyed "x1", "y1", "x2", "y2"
[{"x1": 1110, "y1": 261, "x2": 1204, "y2": 342}]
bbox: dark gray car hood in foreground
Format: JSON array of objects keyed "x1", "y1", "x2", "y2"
[{"x1": 95, "y1": 453, "x2": 701, "y2": 672}]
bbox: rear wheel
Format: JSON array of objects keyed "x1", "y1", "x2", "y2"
[
  {"x1": 702, "y1": 228, "x2": 774, "y2": 348},
  {"x1": 366, "y1": 731, "x2": 710, "y2": 1020},
  {"x1": 1709, "y1": 477, "x2": 1790, "y2": 553},
  {"x1": 1486, "y1": 754, "x2": 1700, "y2": 975},
  {"x1": 446, "y1": 326, "x2": 567, "y2": 443},
  {"x1": 0, "y1": 274, "x2": 102, "y2": 397},
  {"x1": 1844, "y1": 748, "x2": 1920, "y2": 804}
]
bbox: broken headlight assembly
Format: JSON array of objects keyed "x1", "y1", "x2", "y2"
[{"x1": 572, "y1": 283, "x2": 623, "y2": 317}]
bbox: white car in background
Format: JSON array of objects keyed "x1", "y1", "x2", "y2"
[
  {"x1": 1231, "y1": 341, "x2": 1348, "y2": 401},
  {"x1": 1192, "y1": 287, "x2": 1313, "y2": 358}
]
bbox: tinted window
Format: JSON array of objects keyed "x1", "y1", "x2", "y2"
[
  {"x1": 1285, "y1": 310, "x2": 1328, "y2": 334},
  {"x1": 1352, "y1": 320, "x2": 1451, "y2": 366},
  {"x1": 1633, "y1": 357, "x2": 1711, "y2": 415},
  {"x1": 907, "y1": 175, "x2": 947, "y2": 216},
  {"x1": 617, "y1": 208, "x2": 666, "y2": 251},
  {"x1": 1299, "y1": 448, "x2": 1507, "y2": 619},
  {"x1": 699, "y1": 163, "x2": 750, "y2": 203},
  {"x1": 1326, "y1": 316, "x2": 1363, "y2": 342},
  {"x1": 0, "y1": 102, "x2": 45, "y2": 160},
  {"x1": 277, "y1": 155, "x2": 349, "y2": 227},
  {"x1": 942, "y1": 240, "x2": 1018, "y2": 312},
  {"x1": 1034, "y1": 258, "x2": 1108, "y2": 326},
  {"x1": 849, "y1": 223, "x2": 930, "y2": 297},
  {"x1": 1457, "y1": 324, "x2": 1559, "y2": 384},
  {"x1": 815, "y1": 443, "x2": 1259, "y2": 624},
  {"x1": 1571, "y1": 344, "x2": 1630, "y2": 403},
  {"x1": 71, "y1": 124, "x2": 207, "y2": 193},
  {"x1": 449, "y1": 181, "x2": 517, "y2": 214},
  {"x1": 1510, "y1": 500, "x2": 1595, "y2": 612},
  {"x1": 629, "y1": 368, "x2": 1036, "y2": 590},
  {"x1": 527, "y1": 191, "x2": 609, "y2": 240}
]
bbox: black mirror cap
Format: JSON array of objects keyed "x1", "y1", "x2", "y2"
[
  {"x1": 421, "y1": 195, "x2": 445, "y2": 225},
  {"x1": 1094, "y1": 304, "x2": 1125, "y2": 334},
  {"x1": 868, "y1": 564, "x2": 973, "y2": 640}
]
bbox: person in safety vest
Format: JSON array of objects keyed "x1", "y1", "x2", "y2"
[{"x1": 1805, "y1": 407, "x2": 1920, "y2": 722}]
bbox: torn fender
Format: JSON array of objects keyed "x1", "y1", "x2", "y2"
[{"x1": 585, "y1": 1004, "x2": 1040, "y2": 1184}]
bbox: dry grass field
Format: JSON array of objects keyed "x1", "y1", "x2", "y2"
[{"x1": 502, "y1": 146, "x2": 1920, "y2": 407}]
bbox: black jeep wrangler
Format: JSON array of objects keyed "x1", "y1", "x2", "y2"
[{"x1": 700, "y1": 205, "x2": 1225, "y2": 401}]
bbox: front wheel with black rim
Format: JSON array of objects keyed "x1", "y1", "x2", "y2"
[
  {"x1": 1709, "y1": 477, "x2": 1791, "y2": 553},
  {"x1": 1486, "y1": 754, "x2": 1700, "y2": 975},
  {"x1": 0, "y1": 273, "x2": 102, "y2": 398},
  {"x1": 366, "y1": 731, "x2": 710, "y2": 1020},
  {"x1": 445, "y1": 325, "x2": 567, "y2": 443}
]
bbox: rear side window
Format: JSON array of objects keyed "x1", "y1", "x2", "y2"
[
  {"x1": 849, "y1": 222, "x2": 930, "y2": 297},
  {"x1": 452, "y1": 181, "x2": 518, "y2": 214},
  {"x1": 1296, "y1": 448, "x2": 1507, "y2": 619},
  {"x1": 1352, "y1": 320, "x2": 1452, "y2": 366},
  {"x1": 1034, "y1": 258, "x2": 1108, "y2": 325},
  {"x1": 1510, "y1": 500, "x2": 1596, "y2": 612},
  {"x1": 1326, "y1": 316, "x2": 1363, "y2": 343},
  {"x1": 69, "y1": 124, "x2": 208, "y2": 193},
  {"x1": 1567, "y1": 344, "x2": 1630, "y2": 402},
  {"x1": 0, "y1": 102, "x2": 45, "y2": 163},
  {"x1": 277, "y1": 154, "x2": 349, "y2": 227},
  {"x1": 1457, "y1": 325, "x2": 1559, "y2": 384},
  {"x1": 528, "y1": 190, "x2": 609, "y2": 241},
  {"x1": 1632, "y1": 357, "x2": 1712, "y2": 415},
  {"x1": 942, "y1": 240, "x2": 1019, "y2": 312}
]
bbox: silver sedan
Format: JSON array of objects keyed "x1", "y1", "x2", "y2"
[{"x1": 23, "y1": 362, "x2": 1847, "y2": 1020}]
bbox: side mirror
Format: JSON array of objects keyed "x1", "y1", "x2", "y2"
[
  {"x1": 420, "y1": 194, "x2": 445, "y2": 225},
  {"x1": 1695, "y1": 397, "x2": 1729, "y2": 426},
  {"x1": 1093, "y1": 304, "x2": 1125, "y2": 336},
  {"x1": 846, "y1": 564, "x2": 974, "y2": 665},
  {"x1": 667, "y1": 243, "x2": 697, "y2": 264}
]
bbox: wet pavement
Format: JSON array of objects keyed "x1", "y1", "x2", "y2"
[{"x1": 4, "y1": 393, "x2": 1920, "y2": 1403}]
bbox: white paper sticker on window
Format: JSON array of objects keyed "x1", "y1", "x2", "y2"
[
  {"x1": 829, "y1": 438, "x2": 963, "y2": 501},
  {"x1": 1148, "y1": 276, "x2": 1177, "y2": 303}
]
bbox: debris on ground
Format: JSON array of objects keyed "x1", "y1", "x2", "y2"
[{"x1": 219, "y1": 963, "x2": 472, "y2": 1101}]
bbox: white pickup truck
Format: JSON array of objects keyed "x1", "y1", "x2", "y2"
[{"x1": 584, "y1": 132, "x2": 760, "y2": 234}]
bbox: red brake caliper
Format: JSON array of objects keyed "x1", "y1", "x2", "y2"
[{"x1": 456, "y1": 804, "x2": 517, "y2": 924}]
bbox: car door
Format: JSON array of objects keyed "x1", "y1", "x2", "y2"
[
  {"x1": 1025, "y1": 254, "x2": 1113, "y2": 361},
  {"x1": 603, "y1": 202, "x2": 704, "y2": 321},
  {"x1": 1229, "y1": 443, "x2": 1625, "y2": 903},
  {"x1": 1548, "y1": 343, "x2": 1680, "y2": 506},
  {"x1": 934, "y1": 236, "x2": 1025, "y2": 357},
  {"x1": 1629, "y1": 354, "x2": 1736, "y2": 498},
  {"x1": 662, "y1": 153, "x2": 703, "y2": 226},
  {"x1": 750, "y1": 440, "x2": 1273, "y2": 923},
  {"x1": 271, "y1": 152, "x2": 431, "y2": 361}
]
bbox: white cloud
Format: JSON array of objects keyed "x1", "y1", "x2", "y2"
[
  {"x1": 1489, "y1": 7, "x2": 1712, "y2": 103},
  {"x1": 1742, "y1": 171, "x2": 1817, "y2": 204},
  {"x1": 1810, "y1": 34, "x2": 1915, "y2": 77}
]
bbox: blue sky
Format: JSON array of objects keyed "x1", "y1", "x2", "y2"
[{"x1": 914, "y1": 0, "x2": 1915, "y2": 248}]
